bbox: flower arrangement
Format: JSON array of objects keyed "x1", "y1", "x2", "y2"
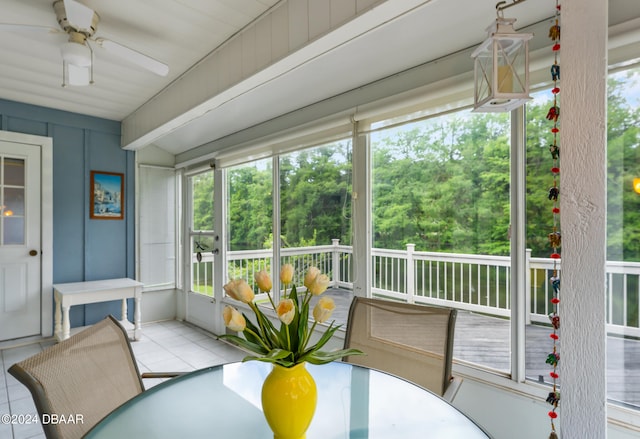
[{"x1": 221, "y1": 264, "x2": 363, "y2": 367}]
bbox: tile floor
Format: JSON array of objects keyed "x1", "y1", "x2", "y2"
[{"x1": 0, "y1": 320, "x2": 246, "y2": 439}]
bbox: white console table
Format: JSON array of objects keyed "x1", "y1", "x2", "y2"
[{"x1": 53, "y1": 278, "x2": 143, "y2": 341}]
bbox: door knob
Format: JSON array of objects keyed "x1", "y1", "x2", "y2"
[{"x1": 29, "y1": 250, "x2": 38, "y2": 256}]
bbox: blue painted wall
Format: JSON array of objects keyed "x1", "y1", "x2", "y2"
[{"x1": 0, "y1": 98, "x2": 135, "y2": 329}]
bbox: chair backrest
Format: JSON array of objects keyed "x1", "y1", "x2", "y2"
[
  {"x1": 8, "y1": 315, "x2": 144, "y2": 439},
  {"x1": 343, "y1": 297, "x2": 457, "y2": 397}
]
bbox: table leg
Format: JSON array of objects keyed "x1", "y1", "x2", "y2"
[
  {"x1": 54, "y1": 294, "x2": 62, "y2": 339},
  {"x1": 121, "y1": 298, "x2": 128, "y2": 322},
  {"x1": 134, "y1": 296, "x2": 142, "y2": 341},
  {"x1": 62, "y1": 306, "x2": 71, "y2": 340}
]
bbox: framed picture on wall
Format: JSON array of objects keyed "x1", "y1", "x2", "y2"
[{"x1": 90, "y1": 170, "x2": 124, "y2": 220}]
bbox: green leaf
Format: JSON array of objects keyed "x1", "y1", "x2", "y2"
[
  {"x1": 243, "y1": 313, "x2": 262, "y2": 336},
  {"x1": 297, "y1": 301, "x2": 310, "y2": 354},
  {"x1": 287, "y1": 285, "x2": 301, "y2": 349},
  {"x1": 218, "y1": 334, "x2": 268, "y2": 355},
  {"x1": 310, "y1": 322, "x2": 341, "y2": 351},
  {"x1": 243, "y1": 348, "x2": 295, "y2": 367},
  {"x1": 264, "y1": 348, "x2": 294, "y2": 360},
  {"x1": 302, "y1": 348, "x2": 365, "y2": 365},
  {"x1": 258, "y1": 308, "x2": 282, "y2": 348},
  {"x1": 289, "y1": 284, "x2": 299, "y2": 306},
  {"x1": 241, "y1": 316, "x2": 266, "y2": 346}
]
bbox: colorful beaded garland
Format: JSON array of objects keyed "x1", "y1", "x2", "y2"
[{"x1": 547, "y1": 2, "x2": 561, "y2": 438}]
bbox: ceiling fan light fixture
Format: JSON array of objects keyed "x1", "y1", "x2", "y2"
[
  {"x1": 60, "y1": 41, "x2": 91, "y2": 67},
  {"x1": 66, "y1": 64, "x2": 90, "y2": 86}
]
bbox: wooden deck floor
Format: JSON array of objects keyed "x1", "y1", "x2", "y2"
[{"x1": 319, "y1": 288, "x2": 640, "y2": 408}]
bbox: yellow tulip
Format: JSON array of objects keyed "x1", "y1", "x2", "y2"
[
  {"x1": 313, "y1": 297, "x2": 335, "y2": 323},
  {"x1": 307, "y1": 272, "x2": 330, "y2": 296},
  {"x1": 223, "y1": 279, "x2": 255, "y2": 304},
  {"x1": 280, "y1": 264, "x2": 294, "y2": 286},
  {"x1": 254, "y1": 270, "x2": 272, "y2": 293},
  {"x1": 276, "y1": 299, "x2": 295, "y2": 325},
  {"x1": 223, "y1": 306, "x2": 246, "y2": 332},
  {"x1": 304, "y1": 267, "x2": 320, "y2": 290}
]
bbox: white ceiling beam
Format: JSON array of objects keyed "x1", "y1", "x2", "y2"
[{"x1": 120, "y1": 0, "x2": 432, "y2": 150}]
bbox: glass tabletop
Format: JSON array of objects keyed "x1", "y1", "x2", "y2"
[{"x1": 84, "y1": 361, "x2": 489, "y2": 438}]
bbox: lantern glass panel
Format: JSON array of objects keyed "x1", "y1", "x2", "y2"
[
  {"x1": 475, "y1": 53, "x2": 493, "y2": 104},
  {"x1": 495, "y1": 39, "x2": 527, "y2": 95}
]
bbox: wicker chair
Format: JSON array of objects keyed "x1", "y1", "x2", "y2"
[
  {"x1": 343, "y1": 297, "x2": 461, "y2": 401},
  {"x1": 8, "y1": 315, "x2": 181, "y2": 439}
]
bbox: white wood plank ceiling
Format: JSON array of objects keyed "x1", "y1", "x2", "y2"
[
  {"x1": 1, "y1": 0, "x2": 639, "y2": 156},
  {"x1": 0, "y1": 0, "x2": 280, "y2": 120}
]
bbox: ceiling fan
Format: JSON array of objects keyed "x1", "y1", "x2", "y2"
[{"x1": 0, "y1": 0, "x2": 169, "y2": 86}]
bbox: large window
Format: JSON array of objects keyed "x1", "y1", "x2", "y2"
[
  {"x1": 605, "y1": 65, "x2": 640, "y2": 408},
  {"x1": 524, "y1": 91, "x2": 563, "y2": 386},
  {"x1": 225, "y1": 159, "x2": 274, "y2": 289},
  {"x1": 524, "y1": 66, "x2": 640, "y2": 408},
  {"x1": 183, "y1": 53, "x2": 640, "y2": 419},
  {"x1": 279, "y1": 140, "x2": 353, "y2": 294},
  {"x1": 370, "y1": 109, "x2": 512, "y2": 372}
]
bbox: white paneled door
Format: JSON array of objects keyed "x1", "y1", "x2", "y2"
[{"x1": 0, "y1": 140, "x2": 41, "y2": 341}]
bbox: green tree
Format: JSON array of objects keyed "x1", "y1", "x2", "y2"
[{"x1": 189, "y1": 67, "x2": 640, "y2": 264}]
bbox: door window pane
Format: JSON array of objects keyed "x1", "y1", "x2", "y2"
[
  {"x1": 2, "y1": 157, "x2": 25, "y2": 246},
  {"x1": 4, "y1": 158, "x2": 24, "y2": 186},
  {"x1": 189, "y1": 170, "x2": 214, "y2": 295},
  {"x1": 4, "y1": 188, "x2": 24, "y2": 216},
  {"x1": 192, "y1": 171, "x2": 214, "y2": 232},
  {"x1": 4, "y1": 217, "x2": 24, "y2": 245}
]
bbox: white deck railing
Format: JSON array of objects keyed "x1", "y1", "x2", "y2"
[{"x1": 192, "y1": 240, "x2": 640, "y2": 337}]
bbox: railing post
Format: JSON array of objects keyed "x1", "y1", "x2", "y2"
[
  {"x1": 332, "y1": 239, "x2": 340, "y2": 287},
  {"x1": 407, "y1": 244, "x2": 415, "y2": 303}
]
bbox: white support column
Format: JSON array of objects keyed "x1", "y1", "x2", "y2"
[
  {"x1": 352, "y1": 122, "x2": 372, "y2": 298},
  {"x1": 510, "y1": 105, "x2": 526, "y2": 383},
  {"x1": 561, "y1": 0, "x2": 608, "y2": 437},
  {"x1": 272, "y1": 156, "x2": 282, "y2": 301},
  {"x1": 212, "y1": 166, "x2": 228, "y2": 334}
]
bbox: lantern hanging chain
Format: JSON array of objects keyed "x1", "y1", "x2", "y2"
[
  {"x1": 495, "y1": 0, "x2": 528, "y2": 17},
  {"x1": 546, "y1": 2, "x2": 561, "y2": 438}
]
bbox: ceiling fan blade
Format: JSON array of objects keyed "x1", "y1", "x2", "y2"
[
  {"x1": 63, "y1": 0, "x2": 95, "y2": 31},
  {"x1": 0, "y1": 23, "x2": 61, "y2": 34},
  {"x1": 96, "y1": 38, "x2": 169, "y2": 77}
]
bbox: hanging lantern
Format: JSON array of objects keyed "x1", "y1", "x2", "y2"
[{"x1": 471, "y1": 16, "x2": 532, "y2": 112}]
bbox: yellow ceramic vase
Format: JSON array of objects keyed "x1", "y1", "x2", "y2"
[{"x1": 261, "y1": 362, "x2": 317, "y2": 439}]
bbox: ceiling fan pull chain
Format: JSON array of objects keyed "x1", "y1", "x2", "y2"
[{"x1": 88, "y1": 40, "x2": 94, "y2": 85}]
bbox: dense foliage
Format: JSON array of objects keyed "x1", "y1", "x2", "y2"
[{"x1": 191, "y1": 69, "x2": 640, "y2": 261}]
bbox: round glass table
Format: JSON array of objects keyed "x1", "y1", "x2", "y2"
[{"x1": 84, "y1": 361, "x2": 490, "y2": 438}]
